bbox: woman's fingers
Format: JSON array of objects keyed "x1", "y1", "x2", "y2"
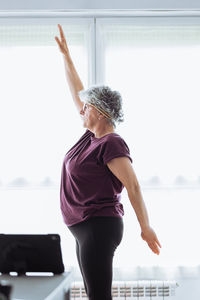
[
  {"x1": 55, "y1": 36, "x2": 63, "y2": 53},
  {"x1": 153, "y1": 233, "x2": 162, "y2": 249},
  {"x1": 141, "y1": 227, "x2": 161, "y2": 255},
  {"x1": 148, "y1": 241, "x2": 160, "y2": 255},
  {"x1": 55, "y1": 24, "x2": 70, "y2": 55},
  {"x1": 58, "y1": 24, "x2": 66, "y2": 41},
  {"x1": 55, "y1": 36, "x2": 61, "y2": 47},
  {"x1": 156, "y1": 236, "x2": 162, "y2": 248}
]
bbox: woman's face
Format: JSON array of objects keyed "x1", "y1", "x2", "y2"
[{"x1": 80, "y1": 103, "x2": 100, "y2": 129}]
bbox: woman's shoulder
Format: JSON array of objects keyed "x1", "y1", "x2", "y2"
[
  {"x1": 103, "y1": 132, "x2": 128, "y2": 144},
  {"x1": 95, "y1": 132, "x2": 130, "y2": 151},
  {"x1": 85, "y1": 130, "x2": 129, "y2": 150}
]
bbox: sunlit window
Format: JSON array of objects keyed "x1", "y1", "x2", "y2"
[
  {"x1": 97, "y1": 18, "x2": 200, "y2": 267},
  {"x1": 1, "y1": 17, "x2": 200, "y2": 268},
  {"x1": 0, "y1": 21, "x2": 90, "y2": 268}
]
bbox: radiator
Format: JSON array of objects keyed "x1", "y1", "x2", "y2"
[{"x1": 70, "y1": 280, "x2": 179, "y2": 299}]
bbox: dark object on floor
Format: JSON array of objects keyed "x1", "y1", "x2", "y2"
[{"x1": 0, "y1": 234, "x2": 64, "y2": 275}]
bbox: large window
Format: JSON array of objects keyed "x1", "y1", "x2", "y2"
[
  {"x1": 96, "y1": 17, "x2": 200, "y2": 268},
  {"x1": 0, "y1": 15, "x2": 200, "y2": 269},
  {"x1": 0, "y1": 19, "x2": 92, "y2": 185},
  {"x1": 0, "y1": 18, "x2": 92, "y2": 268}
]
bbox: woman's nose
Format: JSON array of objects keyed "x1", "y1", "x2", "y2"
[
  {"x1": 80, "y1": 103, "x2": 86, "y2": 115},
  {"x1": 80, "y1": 108, "x2": 84, "y2": 115}
]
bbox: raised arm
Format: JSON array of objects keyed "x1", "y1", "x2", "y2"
[
  {"x1": 107, "y1": 157, "x2": 162, "y2": 255},
  {"x1": 55, "y1": 24, "x2": 84, "y2": 114}
]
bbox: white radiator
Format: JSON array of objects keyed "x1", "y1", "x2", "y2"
[{"x1": 70, "y1": 280, "x2": 179, "y2": 299}]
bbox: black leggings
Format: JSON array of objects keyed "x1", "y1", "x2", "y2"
[{"x1": 67, "y1": 216, "x2": 124, "y2": 300}]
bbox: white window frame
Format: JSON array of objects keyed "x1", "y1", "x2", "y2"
[
  {"x1": 95, "y1": 15, "x2": 200, "y2": 83},
  {"x1": 1, "y1": 10, "x2": 200, "y2": 88}
]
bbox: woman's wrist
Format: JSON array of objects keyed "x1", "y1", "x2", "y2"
[
  {"x1": 62, "y1": 51, "x2": 71, "y2": 60},
  {"x1": 141, "y1": 224, "x2": 151, "y2": 232}
]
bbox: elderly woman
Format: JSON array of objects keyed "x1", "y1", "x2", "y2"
[{"x1": 55, "y1": 24, "x2": 161, "y2": 300}]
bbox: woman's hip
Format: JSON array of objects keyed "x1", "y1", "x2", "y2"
[{"x1": 67, "y1": 216, "x2": 124, "y2": 249}]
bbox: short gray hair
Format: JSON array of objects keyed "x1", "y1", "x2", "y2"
[{"x1": 78, "y1": 84, "x2": 124, "y2": 128}]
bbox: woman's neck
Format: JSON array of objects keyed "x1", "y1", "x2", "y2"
[{"x1": 91, "y1": 126, "x2": 115, "y2": 138}]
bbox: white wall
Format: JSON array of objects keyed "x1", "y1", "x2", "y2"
[{"x1": 0, "y1": 0, "x2": 200, "y2": 10}]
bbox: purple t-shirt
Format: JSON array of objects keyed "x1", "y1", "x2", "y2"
[{"x1": 60, "y1": 129, "x2": 133, "y2": 227}]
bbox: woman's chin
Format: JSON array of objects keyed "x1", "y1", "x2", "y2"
[{"x1": 82, "y1": 119, "x2": 87, "y2": 126}]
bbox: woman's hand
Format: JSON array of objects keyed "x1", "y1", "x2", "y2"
[
  {"x1": 141, "y1": 226, "x2": 162, "y2": 255},
  {"x1": 55, "y1": 24, "x2": 70, "y2": 56}
]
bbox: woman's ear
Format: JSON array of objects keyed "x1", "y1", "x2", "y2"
[{"x1": 97, "y1": 112, "x2": 102, "y2": 120}]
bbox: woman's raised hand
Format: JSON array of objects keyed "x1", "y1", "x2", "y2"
[
  {"x1": 55, "y1": 24, "x2": 70, "y2": 56},
  {"x1": 141, "y1": 226, "x2": 162, "y2": 255}
]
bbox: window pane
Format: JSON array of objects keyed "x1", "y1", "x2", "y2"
[
  {"x1": 0, "y1": 21, "x2": 90, "y2": 269},
  {"x1": 98, "y1": 19, "x2": 200, "y2": 267},
  {"x1": 0, "y1": 22, "x2": 90, "y2": 185}
]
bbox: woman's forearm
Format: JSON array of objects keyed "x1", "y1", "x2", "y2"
[
  {"x1": 127, "y1": 187, "x2": 150, "y2": 231},
  {"x1": 62, "y1": 53, "x2": 84, "y2": 112}
]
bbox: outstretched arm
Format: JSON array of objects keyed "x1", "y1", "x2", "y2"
[
  {"x1": 55, "y1": 24, "x2": 84, "y2": 114},
  {"x1": 107, "y1": 157, "x2": 162, "y2": 255}
]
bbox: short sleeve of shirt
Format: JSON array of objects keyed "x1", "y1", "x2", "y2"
[{"x1": 98, "y1": 135, "x2": 133, "y2": 165}]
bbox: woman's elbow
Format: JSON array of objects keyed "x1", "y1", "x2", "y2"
[{"x1": 126, "y1": 181, "x2": 140, "y2": 195}]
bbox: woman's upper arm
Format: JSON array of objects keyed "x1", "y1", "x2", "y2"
[
  {"x1": 75, "y1": 98, "x2": 84, "y2": 114},
  {"x1": 106, "y1": 156, "x2": 140, "y2": 191}
]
